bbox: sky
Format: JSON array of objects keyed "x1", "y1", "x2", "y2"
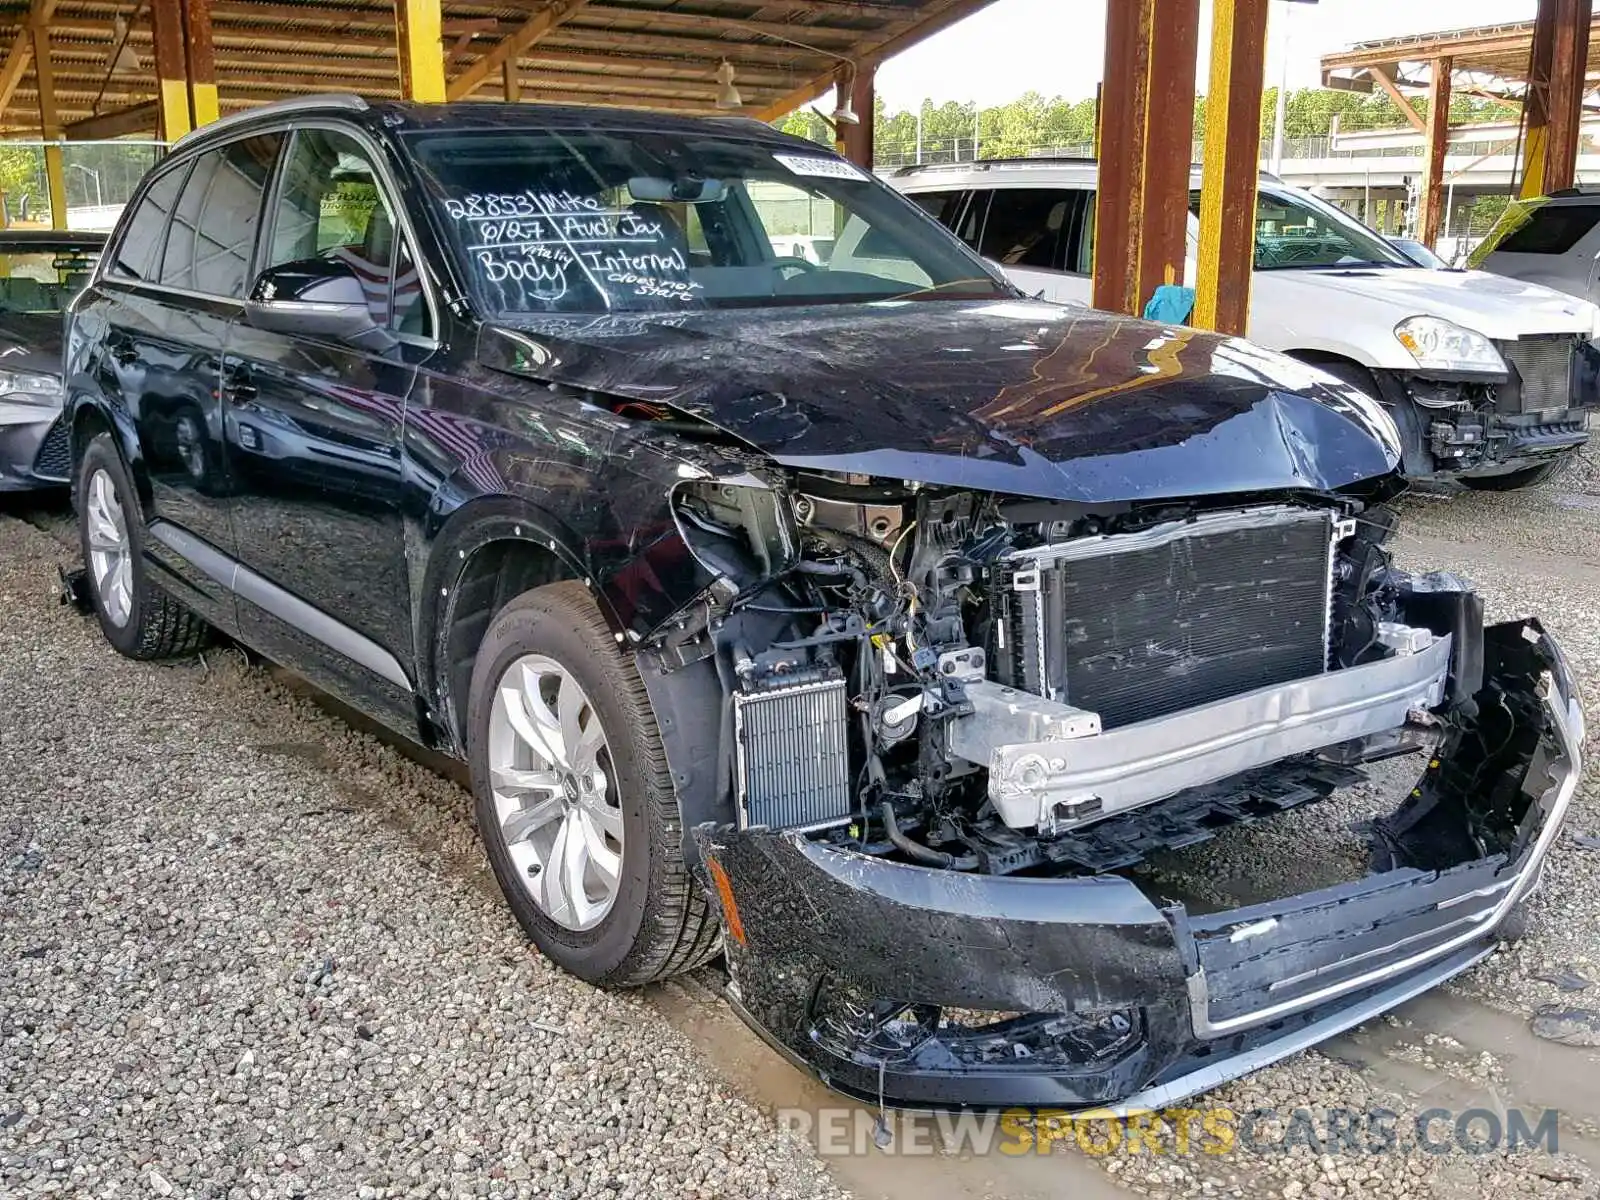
[{"x1": 874, "y1": 0, "x2": 1538, "y2": 112}]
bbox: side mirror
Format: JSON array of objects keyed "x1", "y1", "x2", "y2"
[{"x1": 245, "y1": 258, "x2": 378, "y2": 340}]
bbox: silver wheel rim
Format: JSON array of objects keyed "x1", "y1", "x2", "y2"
[
  {"x1": 85, "y1": 467, "x2": 133, "y2": 628},
  {"x1": 487, "y1": 654, "x2": 623, "y2": 931}
]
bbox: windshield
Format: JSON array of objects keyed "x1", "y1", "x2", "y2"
[
  {"x1": 406, "y1": 129, "x2": 1007, "y2": 315},
  {"x1": 1189, "y1": 187, "x2": 1412, "y2": 271},
  {"x1": 0, "y1": 242, "x2": 101, "y2": 313}
]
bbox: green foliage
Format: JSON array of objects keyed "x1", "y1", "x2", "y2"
[{"x1": 814, "y1": 85, "x2": 1525, "y2": 166}]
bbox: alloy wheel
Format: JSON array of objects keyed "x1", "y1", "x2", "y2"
[
  {"x1": 487, "y1": 654, "x2": 623, "y2": 931},
  {"x1": 85, "y1": 468, "x2": 133, "y2": 628}
]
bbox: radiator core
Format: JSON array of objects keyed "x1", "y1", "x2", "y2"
[
  {"x1": 995, "y1": 507, "x2": 1336, "y2": 729},
  {"x1": 734, "y1": 672, "x2": 852, "y2": 832}
]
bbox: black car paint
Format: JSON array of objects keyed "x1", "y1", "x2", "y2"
[{"x1": 73, "y1": 100, "x2": 1549, "y2": 1112}]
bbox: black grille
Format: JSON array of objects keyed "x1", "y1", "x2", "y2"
[
  {"x1": 996, "y1": 509, "x2": 1333, "y2": 729},
  {"x1": 29, "y1": 416, "x2": 71, "y2": 481},
  {"x1": 1499, "y1": 334, "x2": 1578, "y2": 412}
]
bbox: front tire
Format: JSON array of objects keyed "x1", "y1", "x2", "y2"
[
  {"x1": 76, "y1": 432, "x2": 210, "y2": 660},
  {"x1": 466, "y1": 580, "x2": 719, "y2": 987}
]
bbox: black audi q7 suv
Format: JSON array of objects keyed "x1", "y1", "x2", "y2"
[{"x1": 64, "y1": 95, "x2": 1582, "y2": 1110}]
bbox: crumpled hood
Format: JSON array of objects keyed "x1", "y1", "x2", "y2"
[
  {"x1": 484, "y1": 300, "x2": 1400, "y2": 504},
  {"x1": 1258, "y1": 266, "x2": 1598, "y2": 339}
]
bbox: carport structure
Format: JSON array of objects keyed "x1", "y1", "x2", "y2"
[
  {"x1": 0, "y1": 0, "x2": 1533, "y2": 337},
  {"x1": 1321, "y1": 1, "x2": 1599, "y2": 245}
]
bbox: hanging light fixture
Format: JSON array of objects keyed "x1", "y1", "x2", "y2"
[
  {"x1": 714, "y1": 60, "x2": 743, "y2": 110},
  {"x1": 109, "y1": 15, "x2": 142, "y2": 74},
  {"x1": 831, "y1": 64, "x2": 860, "y2": 126}
]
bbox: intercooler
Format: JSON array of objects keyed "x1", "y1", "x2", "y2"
[
  {"x1": 733, "y1": 670, "x2": 852, "y2": 832},
  {"x1": 992, "y1": 507, "x2": 1337, "y2": 728}
]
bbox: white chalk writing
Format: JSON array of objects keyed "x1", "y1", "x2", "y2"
[{"x1": 445, "y1": 188, "x2": 703, "y2": 307}]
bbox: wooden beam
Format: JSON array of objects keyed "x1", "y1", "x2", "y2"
[
  {"x1": 503, "y1": 58, "x2": 519, "y2": 101},
  {"x1": 185, "y1": 0, "x2": 220, "y2": 127},
  {"x1": 1419, "y1": 56, "x2": 1451, "y2": 246},
  {"x1": 1368, "y1": 64, "x2": 1426, "y2": 132},
  {"x1": 1194, "y1": 0, "x2": 1268, "y2": 336},
  {"x1": 754, "y1": 0, "x2": 999, "y2": 121},
  {"x1": 393, "y1": 0, "x2": 446, "y2": 101},
  {"x1": 1092, "y1": 0, "x2": 1199, "y2": 316},
  {"x1": 31, "y1": 23, "x2": 64, "y2": 228},
  {"x1": 839, "y1": 62, "x2": 874, "y2": 165},
  {"x1": 1545, "y1": 0, "x2": 1593, "y2": 193},
  {"x1": 150, "y1": 0, "x2": 192, "y2": 139},
  {"x1": 0, "y1": 0, "x2": 61, "y2": 121},
  {"x1": 64, "y1": 99, "x2": 159, "y2": 139},
  {"x1": 446, "y1": 0, "x2": 592, "y2": 101}
]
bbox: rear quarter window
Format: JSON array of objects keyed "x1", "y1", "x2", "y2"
[{"x1": 1497, "y1": 204, "x2": 1600, "y2": 255}]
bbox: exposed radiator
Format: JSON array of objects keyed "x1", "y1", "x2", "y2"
[
  {"x1": 993, "y1": 507, "x2": 1336, "y2": 729},
  {"x1": 734, "y1": 670, "x2": 852, "y2": 832},
  {"x1": 1498, "y1": 334, "x2": 1578, "y2": 413}
]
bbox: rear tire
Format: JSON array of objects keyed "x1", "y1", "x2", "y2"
[
  {"x1": 1461, "y1": 461, "x2": 1565, "y2": 492},
  {"x1": 466, "y1": 580, "x2": 719, "y2": 987},
  {"x1": 76, "y1": 432, "x2": 211, "y2": 660}
]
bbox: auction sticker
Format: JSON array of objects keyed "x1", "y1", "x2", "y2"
[{"x1": 773, "y1": 153, "x2": 869, "y2": 181}]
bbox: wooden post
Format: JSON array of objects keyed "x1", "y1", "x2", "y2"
[
  {"x1": 393, "y1": 0, "x2": 446, "y2": 102},
  {"x1": 30, "y1": 23, "x2": 63, "y2": 228},
  {"x1": 1193, "y1": 0, "x2": 1268, "y2": 336},
  {"x1": 1522, "y1": 0, "x2": 1593, "y2": 197},
  {"x1": 503, "y1": 60, "x2": 520, "y2": 101},
  {"x1": 840, "y1": 63, "x2": 875, "y2": 168},
  {"x1": 1419, "y1": 57, "x2": 1451, "y2": 246},
  {"x1": 183, "y1": 0, "x2": 218, "y2": 128},
  {"x1": 149, "y1": 0, "x2": 191, "y2": 140},
  {"x1": 1091, "y1": 0, "x2": 1199, "y2": 316}
]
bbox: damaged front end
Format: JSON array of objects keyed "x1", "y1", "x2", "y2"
[{"x1": 652, "y1": 475, "x2": 1581, "y2": 1109}]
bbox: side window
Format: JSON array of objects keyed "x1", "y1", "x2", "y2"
[
  {"x1": 263, "y1": 128, "x2": 432, "y2": 337},
  {"x1": 1497, "y1": 205, "x2": 1600, "y2": 255},
  {"x1": 977, "y1": 189, "x2": 1090, "y2": 272},
  {"x1": 112, "y1": 165, "x2": 188, "y2": 281},
  {"x1": 908, "y1": 190, "x2": 965, "y2": 229},
  {"x1": 160, "y1": 134, "x2": 282, "y2": 296}
]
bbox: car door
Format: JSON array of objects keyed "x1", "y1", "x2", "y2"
[
  {"x1": 222, "y1": 124, "x2": 432, "y2": 731},
  {"x1": 975, "y1": 187, "x2": 1094, "y2": 305},
  {"x1": 84, "y1": 134, "x2": 282, "y2": 632}
]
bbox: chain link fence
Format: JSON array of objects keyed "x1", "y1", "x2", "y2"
[{"x1": 0, "y1": 140, "x2": 166, "y2": 230}]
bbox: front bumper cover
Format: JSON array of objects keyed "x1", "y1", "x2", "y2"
[{"x1": 693, "y1": 619, "x2": 1582, "y2": 1110}]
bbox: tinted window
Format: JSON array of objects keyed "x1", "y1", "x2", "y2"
[
  {"x1": 908, "y1": 189, "x2": 966, "y2": 229},
  {"x1": 264, "y1": 128, "x2": 430, "y2": 337},
  {"x1": 1498, "y1": 204, "x2": 1600, "y2": 255},
  {"x1": 978, "y1": 188, "x2": 1091, "y2": 271},
  {"x1": 112, "y1": 165, "x2": 187, "y2": 281},
  {"x1": 161, "y1": 134, "x2": 281, "y2": 296}
]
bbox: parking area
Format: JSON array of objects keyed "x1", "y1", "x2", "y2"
[{"x1": 5, "y1": 466, "x2": 1600, "y2": 1199}]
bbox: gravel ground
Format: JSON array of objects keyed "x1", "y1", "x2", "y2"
[
  {"x1": 0, "y1": 514, "x2": 843, "y2": 1200},
  {"x1": 8, "y1": 455, "x2": 1600, "y2": 1200}
]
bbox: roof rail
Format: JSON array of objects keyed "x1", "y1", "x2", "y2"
[
  {"x1": 171, "y1": 93, "x2": 368, "y2": 150},
  {"x1": 892, "y1": 156, "x2": 1099, "y2": 176}
]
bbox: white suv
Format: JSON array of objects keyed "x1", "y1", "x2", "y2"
[{"x1": 888, "y1": 160, "x2": 1600, "y2": 490}]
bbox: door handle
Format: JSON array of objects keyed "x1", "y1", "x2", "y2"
[{"x1": 222, "y1": 364, "x2": 257, "y2": 401}]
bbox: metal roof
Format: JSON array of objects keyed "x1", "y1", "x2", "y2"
[
  {"x1": 0, "y1": 0, "x2": 997, "y2": 136},
  {"x1": 1321, "y1": 17, "x2": 1600, "y2": 107}
]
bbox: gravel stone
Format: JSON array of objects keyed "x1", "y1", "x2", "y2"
[{"x1": 0, "y1": 513, "x2": 844, "y2": 1199}]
